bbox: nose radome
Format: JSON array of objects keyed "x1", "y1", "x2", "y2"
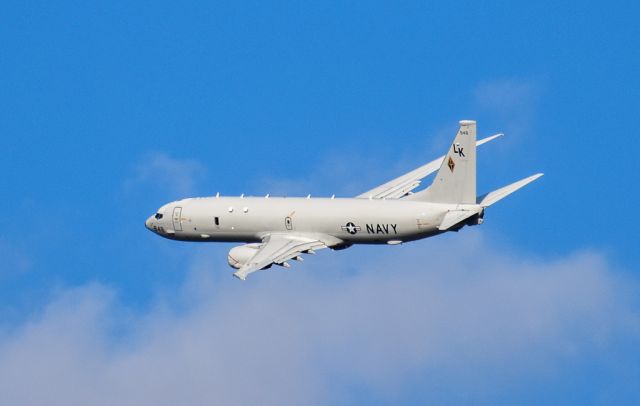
[{"x1": 145, "y1": 216, "x2": 154, "y2": 230}]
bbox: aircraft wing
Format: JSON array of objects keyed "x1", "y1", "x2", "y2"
[
  {"x1": 233, "y1": 234, "x2": 328, "y2": 280},
  {"x1": 356, "y1": 133, "x2": 502, "y2": 199}
]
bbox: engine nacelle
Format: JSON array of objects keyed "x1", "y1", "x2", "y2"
[{"x1": 227, "y1": 243, "x2": 262, "y2": 269}]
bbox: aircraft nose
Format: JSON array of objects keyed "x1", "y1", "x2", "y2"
[{"x1": 145, "y1": 216, "x2": 154, "y2": 231}]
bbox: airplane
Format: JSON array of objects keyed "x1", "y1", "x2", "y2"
[{"x1": 145, "y1": 120, "x2": 542, "y2": 280}]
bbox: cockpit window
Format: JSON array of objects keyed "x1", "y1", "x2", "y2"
[{"x1": 154, "y1": 213, "x2": 163, "y2": 220}]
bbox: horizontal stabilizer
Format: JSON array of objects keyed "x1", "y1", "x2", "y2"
[
  {"x1": 477, "y1": 173, "x2": 543, "y2": 207},
  {"x1": 438, "y1": 209, "x2": 482, "y2": 231}
]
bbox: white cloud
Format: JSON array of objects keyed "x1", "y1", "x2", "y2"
[
  {"x1": 0, "y1": 239, "x2": 32, "y2": 278},
  {"x1": 0, "y1": 234, "x2": 638, "y2": 405},
  {"x1": 253, "y1": 79, "x2": 542, "y2": 200},
  {"x1": 123, "y1": 152, "x2": 206, "y2": 198},
  {"x1": 474, "y1": 78, "x2": 542, "y2": 137},
  {"x1": 249, "y1": 152, "x2": 385, "y2": 198}
]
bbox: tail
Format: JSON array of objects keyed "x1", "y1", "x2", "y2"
[
  {"x1": 405, "y1": 120, "x2": 543, "y2": 231},
  {"x1": 421, "y1": 120, "x2": 477, "y2": 204}
]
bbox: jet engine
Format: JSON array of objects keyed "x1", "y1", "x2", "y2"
[{"x1": 227, "y1": 243, "x2": 262, "y2": 269}]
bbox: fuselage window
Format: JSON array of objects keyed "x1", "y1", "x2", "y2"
[{"x1": 214, "y1": 217, "x2": 220, "y2": 226}]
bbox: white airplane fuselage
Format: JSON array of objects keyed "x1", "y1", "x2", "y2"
[{"x1": 145, "y1": 197, "x2": 477, "y2": 246}]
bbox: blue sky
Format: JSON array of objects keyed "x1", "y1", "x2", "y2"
[{"x1": 1, "y1": 1, "x2": 639, "y2": 405}]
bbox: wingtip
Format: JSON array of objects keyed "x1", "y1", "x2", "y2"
[
  {"x1": 520, "y1": 173, "x2": 544, "y2": 185},
  {"x1": 232, "y1": 272, "x2": 247, "y2": 281},
  {"x1": 477, "y1": 133, "x2": 504, "y2": 146}
]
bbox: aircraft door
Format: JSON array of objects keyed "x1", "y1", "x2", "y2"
[
  {"x1": 172, "y1": 207, "x2": 183, "y2": 231},
  {"x1": 285, "y1": 216, "x2": 293, "y2": 230}
]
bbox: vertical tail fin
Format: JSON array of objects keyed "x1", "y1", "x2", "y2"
[{"x1": 422, "y1": 120, "x2": 477, "y2": 204}]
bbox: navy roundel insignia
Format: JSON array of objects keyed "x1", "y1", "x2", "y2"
[{"x1": 341, "y1": 222, "x2": 361, "y2": 235}]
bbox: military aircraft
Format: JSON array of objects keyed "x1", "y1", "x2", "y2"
[{"x1": 145, "y1": 120, "x2": 542, "y2": 280}]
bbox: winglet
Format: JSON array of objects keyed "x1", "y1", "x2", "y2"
[
  {"x1": 477, "y1": 132, "x2": 503, "y2": 146},
  {"x1": 477, "y1": 173, "x2": 543, "y2": 207}
]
